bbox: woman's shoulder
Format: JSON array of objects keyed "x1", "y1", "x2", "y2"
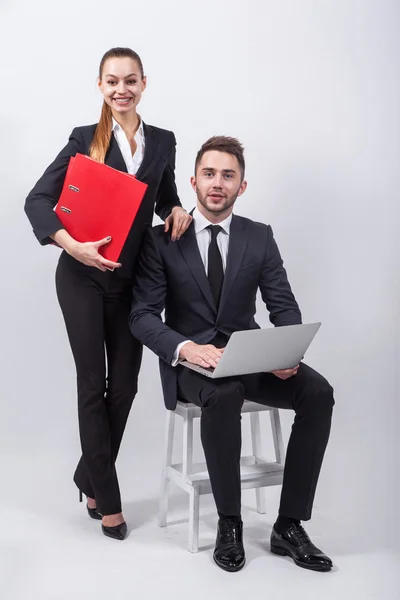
[
  {"x1": 71, "y1": 123, "x2": 98, "y2": 139},
  {"x1": 144, "y1": 122, "x2": 176, "y2": 144}
]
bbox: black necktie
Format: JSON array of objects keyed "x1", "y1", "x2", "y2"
[{"x1": 207, "y1": 225, "x2": 224, "y2": 307}]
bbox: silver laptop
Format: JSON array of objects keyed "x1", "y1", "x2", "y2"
[{"x1": 178, "y1": 323, "x2": 321, "y2": 379}]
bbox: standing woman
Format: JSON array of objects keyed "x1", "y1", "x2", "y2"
[{"x1": 24, "y1": 47, "x2": 192, "y2": 540}]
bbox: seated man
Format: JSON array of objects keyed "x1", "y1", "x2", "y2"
[{"x1": 129, "y1": 136, "x2": 334, "y2": 573}]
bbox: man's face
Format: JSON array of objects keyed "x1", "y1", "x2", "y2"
[{"x1": 191, "y1": 151, "x2": 247, "y2": 218}]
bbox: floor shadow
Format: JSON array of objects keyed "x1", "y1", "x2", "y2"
[{"x1": 122, "y1": 492, "x2": 192, "y2": 528}]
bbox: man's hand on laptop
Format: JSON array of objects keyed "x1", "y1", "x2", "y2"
[
  {"x1": 179, "y1": 342, "x2": 224, "y2": 369},
  {"x1": 271, "y1": 365, "x2": 300, "y2": 380}
]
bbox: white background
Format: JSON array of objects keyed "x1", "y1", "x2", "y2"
[{"x1": 0, "y1": 1, "x2": 399, "y2": 598}]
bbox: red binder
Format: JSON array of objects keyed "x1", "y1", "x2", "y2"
[{"x1": 55, "y1": 153, "x2": 148, "y2": 262}]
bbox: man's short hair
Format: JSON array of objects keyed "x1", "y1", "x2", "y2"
[{"x1": 194, "y1": 136, "x2": 245, "y2": 180}]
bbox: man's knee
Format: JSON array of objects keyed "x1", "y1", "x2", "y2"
[
  {"x1": 205, "y1": 380, "x2": 245, "y2": 411},
  {"x1": 302, "y1": 375, "x2": 335, "y2": 412}
]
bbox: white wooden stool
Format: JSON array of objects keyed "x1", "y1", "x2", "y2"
[{"x1": 158, "y1": 400, "x2": 286, "y2": 552}]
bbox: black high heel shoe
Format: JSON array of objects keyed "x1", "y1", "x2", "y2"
[
  {"x1": 101, "y1": 521, "x2": 127, "y2": 541},
  {"x1": 79, "y1": 490, "x2": 102, "y2": 520}
]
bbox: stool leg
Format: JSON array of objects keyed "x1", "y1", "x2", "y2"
[
  {"x1": 250, "y1": 411, "x2": 266, "y2": 514},
  {"x1": 158, "y1": 410, "x2": 175, "y2": 527},
  {"x1": 188, "y1": 487, "x2": 200, "y2": 553},
  {"x1": 270, "y1": 408, "x2": 285, "y2": 466},
  {"x1": 182, "y1": 411, "x2": 193, "y2": 476}
]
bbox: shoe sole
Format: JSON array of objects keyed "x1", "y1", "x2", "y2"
[
  {"x1": 213, "y1": 555, "x2": 246, "y2": 573},
  {"x1": 270, "y1": 544, "x2": 332, "y2": 572},
  {"x1": 102, "y1": 529, "x2": 126, "y2": 541}
]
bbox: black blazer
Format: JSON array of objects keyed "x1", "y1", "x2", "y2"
[
  {"x1": 24, "y1": 122, "x2": 182, "y2": 278},
  {"x1": 129, "y1": 215, "x2": 302, "y2": 410}
]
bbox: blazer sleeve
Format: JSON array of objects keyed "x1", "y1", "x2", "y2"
[
  {"x1": 259, "y1": 225, "x2": 302, "y2": 326},
  {"x1": 24, "y1": 127, "x2": 85, "y2": 245},
  {"x1": 154, "y1": 132, "x2": 182, "y2": 221},
  {"x1": 129, "y1": 228, "x2": 187, "y2": 363}
]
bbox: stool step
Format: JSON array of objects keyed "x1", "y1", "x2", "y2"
[
  {"x1": 172, "y1": 459, "x2": 283, "y2": 478},
  {"x1": 167, "y1": 459, "x2": 284, "y2": 495}
]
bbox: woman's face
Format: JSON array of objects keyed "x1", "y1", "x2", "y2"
[{"x1": 98, "y1": 57, "x2": 146, "y2": 115}]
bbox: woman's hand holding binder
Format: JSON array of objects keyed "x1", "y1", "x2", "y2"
[
  {"x1": 66, "y1": 236, "x2": 122, "y2": 272},
  {"x1": 52, "y1": 227, "x2": 122, "y2": 272}
]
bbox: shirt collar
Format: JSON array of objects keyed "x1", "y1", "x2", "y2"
[
  {"x1": 193, "y1": 207, "x2": 232, "y2": 235},
  {"x1": 112, "y1": 116, "x2": 144, "y2": 138}
]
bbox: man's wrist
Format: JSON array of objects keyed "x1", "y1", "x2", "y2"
[
  {"x1": 179, "y1": 341, "x2": 196, "y2": 359},
  {"x1": 171, "y1": 340, "x2": 193, "y2": 366}
]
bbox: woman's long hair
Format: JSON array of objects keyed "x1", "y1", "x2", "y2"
[{"x1": 89, "y1": 47, "x2": 144, "y2": 163}]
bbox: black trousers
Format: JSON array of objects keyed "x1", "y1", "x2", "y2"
[
  {"x1": 55, "y1": 252, "x2": 142, "y2": 515},
  {"x1": 177, "y1": 362, "x2": 334, "y2": 520}
]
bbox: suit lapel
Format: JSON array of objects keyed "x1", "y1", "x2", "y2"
[
  {"x1": 104, "y1": 122, "x2": 161, "y2": 179},
  {"x1": 105, "y1": 132, "x2": 128, "y2": 172},
  {"x1": 218, "y1": 215, "x2": 248, "y2": 314},
  {"x1": 177, "y1": 223, "x2": 216, "y2": 312},
  {"x1": 135, "y1": 123, "x2": 161, "y2": 181},
  {"x1": 177, "y1": 214, "x2": 249, "y2": 315}
]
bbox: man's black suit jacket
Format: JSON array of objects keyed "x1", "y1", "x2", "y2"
[
  {"x1": 129, "y1": 214, "x2": 302, "y2": 410},
  {"x1": 24, "y1": 122, "x2": 182, "y2": 278}
]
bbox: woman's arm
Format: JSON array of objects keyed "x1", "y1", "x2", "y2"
[
  {"x1": 24, "y1": 128, "x2": 121, "y2": 271},
  {"x1": 154, "y1": 132, "x2": 182, "y2": 221},
  {"x1": 24, "y1": 128, "x2": 85, "y2": 245},
  {"x1": 156, "y1": 132, "x2": 192, "y2": 241}
]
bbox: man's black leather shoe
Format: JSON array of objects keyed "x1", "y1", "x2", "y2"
[
  {"x1": 270, "y1": 523, "x2": 333, "y2": 572},
  {"x1": 213, "y1": 519, "x2": 246, "y2": 572}
]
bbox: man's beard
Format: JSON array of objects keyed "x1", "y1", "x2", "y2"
[{"x1": 197, "y1": 191, "x2": 239, "y2": 214}]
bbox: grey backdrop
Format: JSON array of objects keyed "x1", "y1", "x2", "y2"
[{"x1": 0, "y1": 0, "x2": 398, "y2": 558}]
